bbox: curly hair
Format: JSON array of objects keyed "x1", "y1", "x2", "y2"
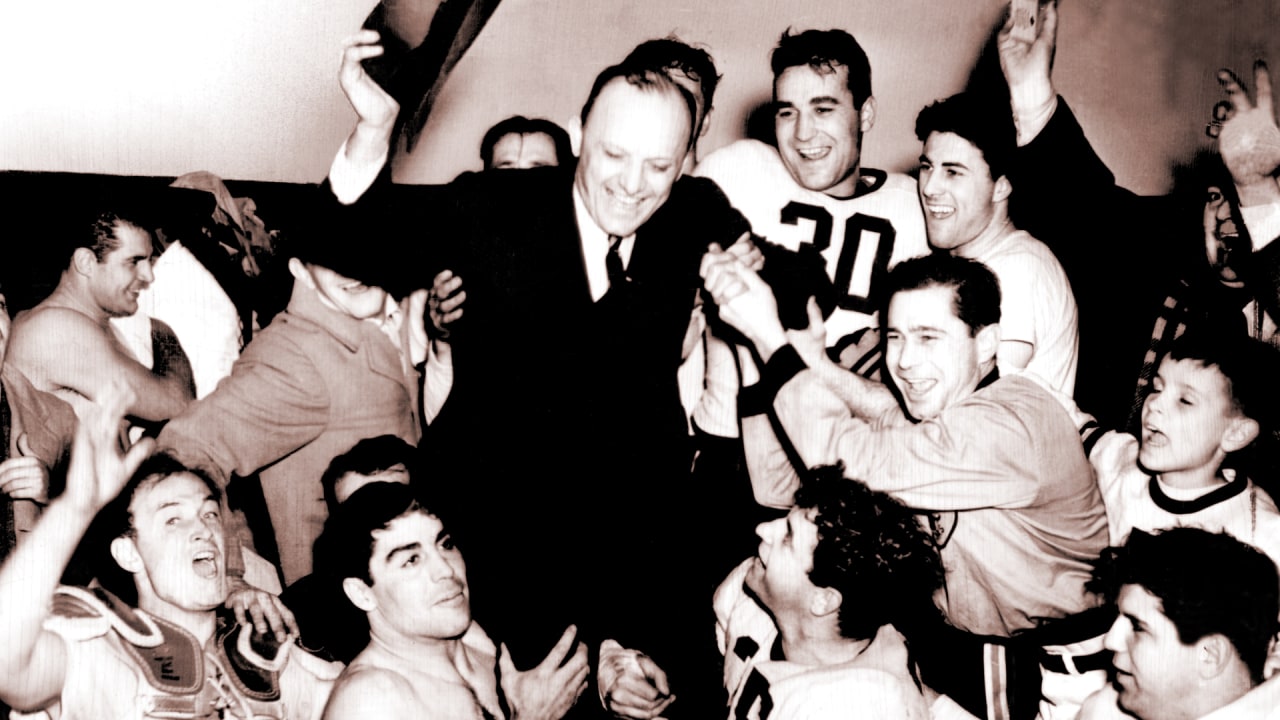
[{"x1": 795, "y1": 466, "x2": 944, "y2": 640}]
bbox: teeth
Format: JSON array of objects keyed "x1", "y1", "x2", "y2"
[
  {"x1": 797, "y1": 147, "x2": 829, "y2": 160},
  {"x1": 925, "y1": 205, "x2": 954, "y2": 218},
  {"x1": 194, "y1": 550, "x2": 215, "y2": 561}
]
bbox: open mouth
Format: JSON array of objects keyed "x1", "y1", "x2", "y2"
[
  {"x1": 192, "y1": 549, "x2": 219, "y2": 578},
  {"x1": 795, "y1": 147, "x2": 831, "y2": 161},
  {"x1": 924, "y1": 204, "x2": 955, "y2": 219},
  {"x1": 900, "y1": 378, "x2": 937, "y2": 396}
]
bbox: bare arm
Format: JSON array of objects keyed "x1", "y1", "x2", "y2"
[
  {"x1": 0, "y1": 382, "x2": 153, "y2": 710},
  {"x1": 11, "y1": 309, "x2": 193, "y2": 422}
]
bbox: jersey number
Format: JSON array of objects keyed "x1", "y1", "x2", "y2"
[{"x1": 779, "y1": 201, "x2": 896, "y2": 315}]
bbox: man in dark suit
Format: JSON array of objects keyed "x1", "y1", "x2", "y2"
[{"x1": 325, "y1": 31, "x2": 753, "y2": 719}]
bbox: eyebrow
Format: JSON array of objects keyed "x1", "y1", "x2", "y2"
[
  {"x1": 888, "y1": 324, "x2": 947, "y2": 334},
  {"x1": 385, "y1": 541, "x2": 422, "y2": 563},
  {"x1": 809, "y1": 96, "x2": 842, "y2": 105},
  {"x1": 919, "y1": 154, "x2": 969, "y2": 171}
]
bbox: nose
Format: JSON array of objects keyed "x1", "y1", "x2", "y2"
[
  {"x1": 138, "y1": 259, "x2": 155, "y2": 284},
  {"x1": 426, "y1": 550, "x2": 459, "y2": 581},
  {"x1": 1102, "y1": 617, "x2": 1127, "y2": 654},
  {"x1": 756, "y1": 517, "x2": 784, "y2": 543},
  {"x1": 920, "y1": 167, "x2": 941, "y2": 198},
  {"x1": 895, "y1": 338, "x2": 920, "y2": 372},
  {"x1": 793, "y1": 110, "x2": 815, "y2": 142},
  {"x1": 619, "y1": 160, "x2": 644, "y2": 196}
]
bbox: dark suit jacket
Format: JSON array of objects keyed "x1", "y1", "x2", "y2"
[{"x1": 339, "y1": 164, "x2": 750, "y2": 681}]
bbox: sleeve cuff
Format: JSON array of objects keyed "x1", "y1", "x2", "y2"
[
  {"x1": 738, "y1": 345, "x2": 806, "y2": 417},
  {"x1": 1242, "y1": 201, "x2": 1280, "y2": 252},
  {"x1": 329, "y1": 137, "x2": 388, "y2": 205}
]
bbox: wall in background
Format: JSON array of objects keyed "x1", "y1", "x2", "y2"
[{"x1": 2, "y1": 1, "x2": 1276, "y2": 195}]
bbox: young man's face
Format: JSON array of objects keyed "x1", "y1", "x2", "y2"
[
  {"x1": 572, "y1": 78, "x2": 690, "y2": 238},
  {"x1": 124, "y1": 472, "x2": 227, "y2": 613},
  {"x1": 1104, "y1": 584, "x2": 1203, "y2": 720},
  {"x1": 885, "y1": 285, "x2": 992, "y2": 421},
  {"x1": 362, "y1": 511, "x2": 471, "y2": 641},
  {"x1": 490, "y1": 132, "x2": 561, "y2": 169},
  {"x1": 298, "y1": 263, "x2": 389, "y2": 321},
  {"x1": 90, "y1": 222, "x2": 155, "y2": 318},
  {"x1": 918, "y1": 132, "x2": 1004, "y2": 254},
  {"x1": 745, "y1": 505, "x2": 821, "y2": 619},
  {"x1": 1203, "y1": 185, "x2": 1248, "y2": 288},
  {"x1": 1139, "y1": 357, "x2": 1244, "y2": 476},
  {"x1": 773, "y1": 63, "x2": 870, "y2": 197}
]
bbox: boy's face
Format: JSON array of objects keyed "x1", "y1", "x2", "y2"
[{"x1": 1139, "y1": 357, "x2": 1243, "y2": 475}]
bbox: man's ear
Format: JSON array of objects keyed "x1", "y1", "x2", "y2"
[
  {"x1": 993, "y1": 175, "x2": 1012, "y2": 204},
  {"x1": 72, "y1": 247, "x2": 97, "y2": 277},
  {"x1": 1222, "y1": 416, "x2": 1260, "y2": 454},
  {"x1": 976, "y1": 323, "x2": 1001, "y2": 365},
  {"x1": 699, "y1": 106, "x2": 714, "y2": 138},
  {"x1": 809, "y1": 586, "x2": 843, "y2": 619},
  {"x1": 110, "y1": 536, "x2": 144, "y2": 574},
  {"x1": 287, "y1": 258, "x2": 315, "y2": 288},
  {"x1": 1198, "y1": 634, "x2": 1237, "y2": 680},
  {"x1": 342, "y1": 577, "x2": 378, "y2": 613},
  {"x1": 859, "y1": 96, "x2": 877, "y2": 134},
  {"x1": 568, "y1": 115, "x2": 583, "y2": 157}
]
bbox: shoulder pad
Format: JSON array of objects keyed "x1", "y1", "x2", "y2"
[
  {"x1": 212, "y1": 619, "x2": 288, "y2": 701},
  {"x1": 46, "y1": 585, "x2": 165, "y2": 646}
]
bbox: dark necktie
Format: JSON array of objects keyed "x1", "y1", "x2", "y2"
[{"x1": 607, "y1": 235, "x2": 627, "y2": 288}]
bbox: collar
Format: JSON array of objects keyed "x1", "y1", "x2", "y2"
[
  {"x1": 284, "y1": 280, "x2": 381, "y2": 354},
  {"x1": 976, "y1": 366, "x2": 1001, "y2": 391},
  {"x1": 572, "y1": 184, "x2": 635, "y2": 301},
  {"x1": 1150, "y1": 470, "x2": 1248, "y2": 514}
]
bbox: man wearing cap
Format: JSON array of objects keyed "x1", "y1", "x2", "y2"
[{"x1": 156, "y1": 217, "x2": 444, "y2": 586}]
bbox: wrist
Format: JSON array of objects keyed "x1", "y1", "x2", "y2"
[
  {"x1": 750, "y1": 325, "x2": 788, "y2": 365},
  {"x1": 1235, "y1": 177, "x2": 1280, "y2": 209},
  {"x1": 347, "y1": 122, "x2": 395, "y2": 163}
]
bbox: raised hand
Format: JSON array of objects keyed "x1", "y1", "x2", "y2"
[
  {"x1": 997, "y1": 0, "x2": 1059, "y2": 142},
  {"x1": 498, "y1": 625, "x2": 590, "y2": 720},
  {"x1": 338, "y1": 30, "x2": 400, "y2": 134},
  {"x1": 428, "y1": 269, "x2": 466, "y2": 340},
  {"x1": 700, "y1": 244, "x2": 787, "y2": 361},
  {"x1": 63, "y1": 380, "x2": 154, "y2": 517},
  {"x1": 1213, "y1": 61, "x2": 1280, "y2": 204}
]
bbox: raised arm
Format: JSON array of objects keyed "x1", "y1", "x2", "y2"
[
  {"x1": 0, "y1": 382, "x2": 153, "y2": 711},
  {"x1": 10, "y1": 309, "x2": 193, "y2": 422},
  {"x1": 329, "y1": 31, "x2": 401, "y2": 204}
]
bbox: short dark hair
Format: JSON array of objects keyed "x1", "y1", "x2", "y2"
[
  {"x1": 1165, "y1": 330, "x2": 1280, "y2": 427},
  {"x1": 914, "y1": 92, "x2": 1016, "y2": 182},
  {"x1": 98, "y1": 452, "x2": 222, "y2": 541},
  {"x1": 1088, "y1": 527, "x2": 1280, "y2": 684},
  {"x1": 320, "y1": 435, "x2": 418, "y2": 511},
  {"x1": 579, "y1": 63, "x2": 697, "y2": 151},
  {"x1": 623, "y1": 36, "x2": 720, "y2": 121},
  {"x1": 796, "y1": 466, "x2": 943, "y2": 641},
  {"x1": 76, "y1": 210, "x2": 149, "y2": 264},
  {"x1": 881, "y1": 253, "x2": 1002, "y2": 335},
  {"x1": 316, "y1": 481, "x2": 429, "y2": 587},
  {"x1": 770, "y1": 29, "x2": 872, "y2": 110},
  {"x1": 479, "y1": 115, "x2": 573, "y2": 169}
]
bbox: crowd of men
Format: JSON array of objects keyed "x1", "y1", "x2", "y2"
[{"x1": 3, "y1": 1, "x2": 1280, "y2": 719}]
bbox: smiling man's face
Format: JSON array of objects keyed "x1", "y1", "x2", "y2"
[{"x1": 364, "y1": 511, "x2": 471, "y2": 641}]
